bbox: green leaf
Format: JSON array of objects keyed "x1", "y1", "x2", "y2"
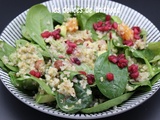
[
  {"x1": 4, "y1": 64, "x2": 18, "y2": 72},
  {"x1": 148, "y1": 41, "x2": 160, "y2": 56},
  {"x1": 35, "y1": 94, "x2": 55, "y2": 103},
  {"x1": 75, "y1": 63, "x2": 94, "y2": 74},
  {"x1": 127, "y1": 80, "x2": 152, "y2": 92},
  {"x1": 25, "y1": 4, "x2": 53, "y2": 50},
  {"x1": 85, "y1": 13, "x2": 106, "y2": 40},
  {"x1": 0, "y1": 41, "x2": 16, "y2": 57},
  {"x1": 76, "y1": 9, "x2": 95, "y2": 30},
  {"x1": 151, "y1": 72, "x2": 160, "y2": 85},
  {"x1": 111, "y1": 16, "x2": 122, "y2": 24},
  {"x1": 0, "y1": 60, "x2": 9, "y2": 72},
  {"x1": 130, "y1": 48, "x2": 154, "y2": 76},
  {"x1": 9, "y1": 72, "x2": 38, "y2": 90},
  {"x1": 81, "y1": 92, "x2": 134, "y2": 113},
  {"x1": 56, "y1": 82, "x2": 92, "y2": 113},
  {"x1": 52, "y1": 13, "x2": 64, "y2": 24},
  {"x1": 94, "y1": 52, "x2": 129, "y2": 99},
  {"x1": 21, "y1": 25, "x2": 32, "y2": 41}
]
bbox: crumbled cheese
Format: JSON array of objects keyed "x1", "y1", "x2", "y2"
[
  {"x1": 79, "y1": 79, "x2": 88, "y2": 89},
  {"x1": 57, "y1": 78, "x2": 76, "y2": 97},
  {"x1": 136, "y1": 72, "x2": 150, "y2": 82},
  {"x1": 100, "y1": 77, "x2": 104, "y2": 82},
  {"x1": 76, "y1": 99, "x2": 82, "y2": 104},
  {"x1": 133, "y1": 39, "x2": 146, "y2": 50},
  {"x1": 86, "y1": 89, "x2": 92, "y2": 95},
  {"x1": 126, "y1": 83, "x2": 134, "y2": 91}
]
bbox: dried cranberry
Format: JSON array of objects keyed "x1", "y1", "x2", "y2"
[
  {"x1": 128, "y1": 64, "x2": 138, "y2": 73},
  {"x1": 134, "y1": 34, "x2": 141, "y2": 40},
  {"x1": 35, "y1": 72, "x2": 41, "y2": 78},
  {"x1": 29, "y1": 70, "x2": 36, "y2": 76},
  {"x1": 112, "y1": 22, "x2": 118, "y2": 29},
  {"x1": 41, "y1": 31, "x2": 51, "y2": 38},
  {"x1": 108, "y1": 55, "x2": 118, "y2": 64},
  {"x1": 117, "y1": 58, "x2": 128, "y2": 68},
  {"x1": 132, "y1": 26, "x2": 141, "y2": 34},
  {"x1": 106, "y1": 72, "x2": 114, "y2": 81},
  {"x1": 78, "y1": 71, "x2": 87, "y2": 76},
  {"x1": 72, "y1": 58, "x2": 81, "y2": 65},
  {"x1": 130, "y1": 71, "x2": 139, "y2": 79},
  {"x1": 106, "y1": 15, "x2": 111, "y2": 21},
  {"x1": 86, "y1": 74, "x2": 95, "y2": 85},
  {"x1": 66, "y1": 47, "x2": 74, "y2": 54},
  {"x1": 66, "y1": 40, "x2": 77, "y2": 48},
  {"x1": 117, "y1": 54, "x2": 125, "y2": 60},
  {"x1": 29, "y1": 70, "x2": 41, "y2": 78},
  {"x1": 93, "y1": 23, "x2": 98, "y2": 30},
  {"x1": 123, "y1": 40, "x2": 134, "y2": 46},
  {"x1": 97, "y1": 21, "x2": 103, "y2": 27},
  {"x1": 51, "y1": 29, "x2": 61, "y2": 40}
]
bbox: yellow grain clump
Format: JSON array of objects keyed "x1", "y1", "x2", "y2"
[
  {"x1": 65, "y1": 18, "x2": 78, "y2": 32},
  {"x1": 118, "y1": 23, "x2": 133, "y2": 40}
]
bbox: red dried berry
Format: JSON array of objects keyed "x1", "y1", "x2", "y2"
[
  {"x1": 41, "y1": 31, "x2": 51, "y2": 38},
  {"x1": 93, "y1": 23, "x2": 98, "y2": 30},
  {"x1": 66, "y1": 40, "x2": 77, "y2": 48},
  {"x1": 97, "y1": 21, "x2": 103, "y2": 27},
  {"x1": 123, "y1": 40, "x2": 134, "y2": 46},
  {"x1": 134, "y1": 34, "x2": 141, "y2": 40},
  {"x1": 72, "y1": 58, "x2": 81, "y2": 65},
  {"x1": 106, "y1": 72, "x2": 114, "y2": 81},
  {"x1": 106, "y1": 15, "x2": 111, "y2": 21},
  {"x1": 35, "y1": 72, "x2": 41, "y2": 78},
  {"x1": 66, "y1": 47, "x2": 74, "y2": 54},
  {"x1": 132, "y1": 26, "x2": 141, "y2": 34},
  {"x1": 117, "y1": 58, "x2": 128, "y2": 68},
  {"x1": 117, "y1": 54, "x2": 125, "y2": 60},
  {"x1": 78, "y1": 71, "x2": 87, "y2": 76},
  {"x1": 128, "y1": 64, "x2": 138, "y2": 73},
  {"x1": 108, "y1": 55, "x2": 118, "y2": 64},
  {"x1": 29, "y1": 70, "x2": 41, "y2": 78},
  {"x1": 29, "y1": 70, "x2": 36, "y2": 76},
  {"x1": 112, "y1": 22, "x2": 118, "y2": 29},
  {"x1": 51, "y1": 29, "x2": 61, "y2": 40},
  {"x1": 130, "y1": 71, "x2": 139, "y2": 79},
  {"x1": 86, "y1": 74, "x2": 95, "y2": 85}
]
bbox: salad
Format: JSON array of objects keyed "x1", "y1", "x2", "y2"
[{"x1": 0, "y1": 4, "x2": 160, "y2": 113}]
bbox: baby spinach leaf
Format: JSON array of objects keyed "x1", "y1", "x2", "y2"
[
  {"x1": 56, "y1": 82, "x2": 92, "y2": 113},
  {"x1": 0, "y1": 41, "x2": 16, "y2": 57},
  {"x1": 40, "y1": 13, "x2": 54, "y2": 31},
  {"x1": 111, "y1": 16, "x2": 122, "y2": 24},
  {"x1": 52, "y1": 13, "x2": 64, "y2": 24},
  {"x1": 14, "y1": 75, "x2": 54, "y2": 95},
  {"x1": 130, "y1": 48, "x2": 154, "y2": 76},
  {"x1": 76, "y1": 9, "x2": 95, "y2": 30},
  {"x1": 81, "y1": 92, "x2": 134, "y2": 113},
  {"x1": 148, "y1": 41, "x2": 160, "y2": 56},
  {"x1": 150, "y1": 72, "x2": 160, "y2": 85},
  {"x1": 75, "y1": 63, "x2": 94, "y2": 74},
  {"x1": 35, "y1": 93, "x2": 55, "y2": 103},
  {"x1": 9, "y1": 72, "x2": 38, "y2": 90},
  {"x1": 127, "y1": 80, "x2": 152, "y2": 92},
  {"x1": 94, "y1": 52, "x2": 129, "y2": 99},
  {"x1": 0, "y1": 60, "x2": 9, "y2": 72},
  {"x1": 25, "y1": 4, "x2": 53, "y2": 50},
  {"x1": 85, "y1": 13, "x2": 106, "y2": 40},
  {"x1": 21, "y1": 25, "x2": 32, "y2": 41}
]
